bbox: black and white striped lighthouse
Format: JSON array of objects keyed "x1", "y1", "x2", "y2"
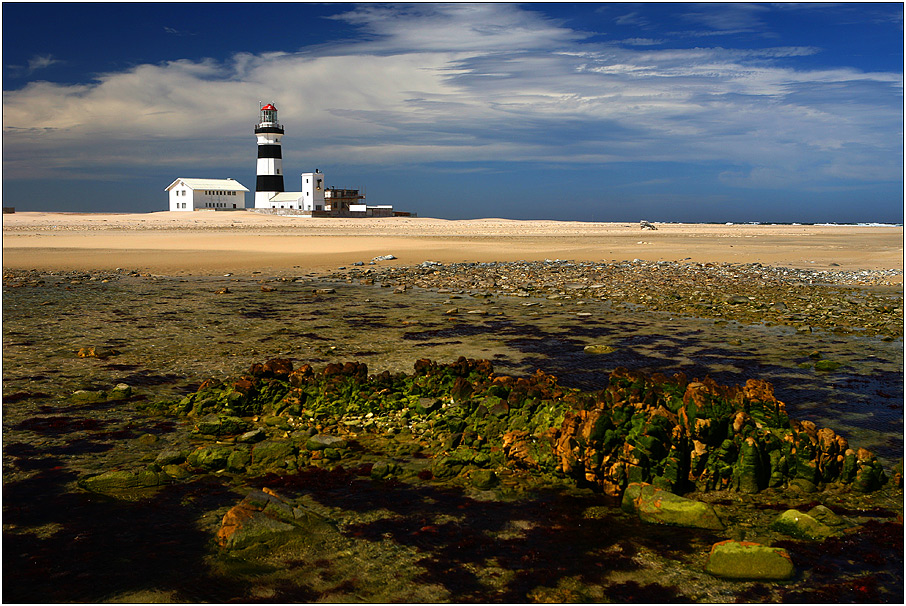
[{"x1": 254, "y1": 103, "x2": 285, "y2": 207}]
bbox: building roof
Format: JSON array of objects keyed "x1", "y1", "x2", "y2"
[
  {"x1": 165, "y1": 178, "x2": 249, "y2": 192},
  {"x1": 267, "y1": 192, "x2": 304, "y2": 202},
  {"x1": 261, "y1": 103, "x2": 276, "y2": 110}
]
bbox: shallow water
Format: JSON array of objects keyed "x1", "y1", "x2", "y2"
[{"x1": 2, "y1": 273, "x2": 903, "y2": 602}]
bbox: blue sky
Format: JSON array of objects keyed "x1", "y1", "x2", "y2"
[{"x1": 3, "y1": 2, "x2": 903, "y2": 222}]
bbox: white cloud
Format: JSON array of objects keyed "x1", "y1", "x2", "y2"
[{"x1": 2, "y1": 3, "x2": 902, "y2": 190}]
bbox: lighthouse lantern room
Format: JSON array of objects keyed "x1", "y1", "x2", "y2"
[{"x1": 254, "y1": 103, "x2": 285, "y2": 208}]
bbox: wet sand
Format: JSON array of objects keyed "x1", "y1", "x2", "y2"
[{"x1": 3, "y1": 212, "x2": 902, "y2": 277}]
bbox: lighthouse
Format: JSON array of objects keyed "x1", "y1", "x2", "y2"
[{"x1": 254, "y1": 103, "x2": 285, "y2": 207}]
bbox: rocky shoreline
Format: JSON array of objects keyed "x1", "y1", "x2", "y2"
[
  {"x1": 2, "y1": 262, "x2": 902, "y2": 602},
  {"x1": 325, "y1": 259, "x2": 903, "y2": 338}
]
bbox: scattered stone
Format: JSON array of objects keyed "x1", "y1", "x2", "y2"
[
  {"x1": 705, "y1": 540, "x2": 795, "y2": 580},
  {"x1": 583, "y1": 344, "x2": 615, "y2": 355},
  {"x1": 304, "y1": 434, "x2": 348, "y2": 451},
  {"x1": 135, "y1": 433, "x2": 158, "y2": 445},
  {"x1": 372, "y1": 254, "x2": 397, "y2": 261},
  {"x1": 77, "y1": 346, "x2": 119, "y2": 359},
  {"x1": 814, "y1": 359, "x2": 842, "y2": 371}
]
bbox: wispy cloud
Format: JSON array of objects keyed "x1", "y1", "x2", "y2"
[
  {"x1": 679, "y1": 3, "x2": 770, "y2": 33},
  {"x1": 163, "y1": 26, "x2": 195, "y2": 36},
  {"x1": 6, "y1": 53, "x2": 61, "y2": 78},
  {"x1": 2, "y1": 3, "x2": 902, "y2": 193}
]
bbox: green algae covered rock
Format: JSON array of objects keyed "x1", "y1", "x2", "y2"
[
  {"x1": 471, "y1": 469, "x2": 499, "y2": 490},
  {"x1": 79, "y1": 468, "x2": 170, "y2": 498},
  {"x1": 621, "y1": 482, "x2": 723, "y2": 530},
  {"x1": 304, "y1": 434, "x2": 347, "y2": 451},
  {"x1": 151, "y1": 356, "x2": 887, "y2": 501},
  {"x1": 187, "y1": 445, "x2": 232, "y2": 470},
  {"x1": 252, "y1": 440, "x2": 297, "y2": 469},
  {"x1": 217, "y1": 489, "x2": 336, "y2": 550},
  {"x1": 551, "y1": 367, "x2": 886, "y2": 497},
  {"x1": 705, "y1": 540, "x2": 795, "y2": 580},
  {"x1": 195, "y1": 413, "x2": 249, "y2": 436},
  {"x1": 770, "y1": 509, "x2": 837, "y2": 540},
  {"x1": 70, "y1": 389, "x2": 108, "y2": 404}
]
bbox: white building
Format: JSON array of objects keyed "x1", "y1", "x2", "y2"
[{"x1": 165, "y1": 178, "x2": 249, "y2": 211}]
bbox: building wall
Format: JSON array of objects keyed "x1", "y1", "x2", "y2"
[
  {"x1": 301, "y1": 172, "x2": 326, "y2": 211},
  {"x1": 170, "y1": 186, "x2": 194, "y2": 211},
  {"x1": 193, "y1": 189, "x2": 246, "y2": 210},
  {"x1": 261, "y1": 193, "x2": 305, "y2": 210}
]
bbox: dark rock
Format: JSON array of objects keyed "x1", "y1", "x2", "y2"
[
  {"x1": 238, "y1": 428, "x2": 267, "y2": 443},
  {"x1": 155, "y1": 449, "x2": 187, "y2": 466},
  {"x1": 726, "y1": 296, "x2": 750, "y2": 305},
  {"x1": 415, "y1": 397, "x2": 442, "y2": 414},
  {"x1": 216, "y1": 489, "x2": 334, "y2": 549}
]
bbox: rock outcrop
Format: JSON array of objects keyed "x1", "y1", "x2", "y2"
[{"x1": 144, "y1": 357, "x2": 888, "y2": 499}]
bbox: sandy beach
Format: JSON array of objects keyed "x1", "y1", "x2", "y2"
[{"x1": 2, "y1": 211, "x2": 902, "y2": 278}]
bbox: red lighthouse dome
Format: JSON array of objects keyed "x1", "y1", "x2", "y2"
[{"x1": 260, "y1": 103, "x2": 276, "y2": 111}]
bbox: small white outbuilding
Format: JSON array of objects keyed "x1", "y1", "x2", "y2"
[{"x1": 165, "y1": 178, "x2": 249, "y2": 211}]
